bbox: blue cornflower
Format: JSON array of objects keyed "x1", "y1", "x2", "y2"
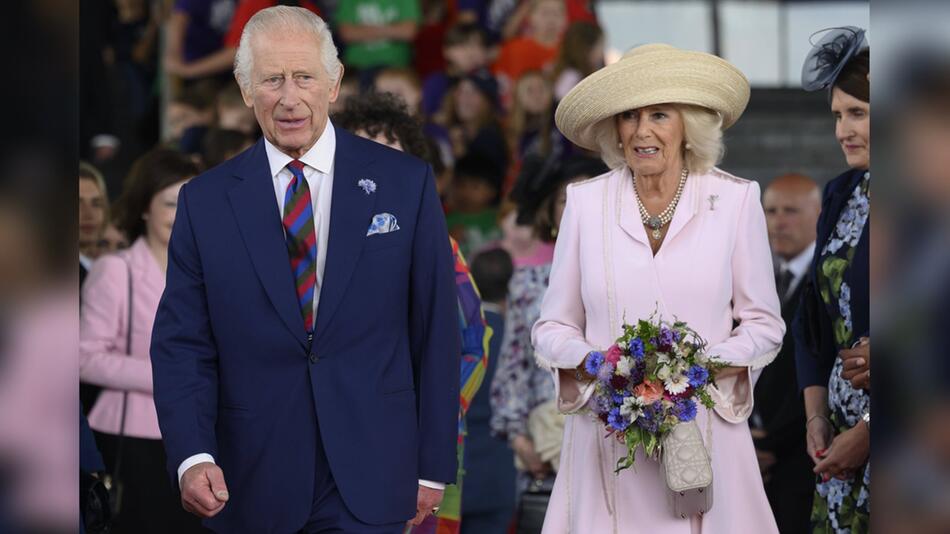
[
  {"x1": 629, "y1": 338, "x2": 645, "y2": 360},
  {"x1": 687, "y1": 365, "x2": 709, "y2": 388},
  {"x1": 637, "y1": 405, "x2": 660, "y2": 433},
  {"x1": 608, "y1": 408, "x2": 630, "y2": 431},
  {"x1": 585, "y1": 351, "x2": 604, "y2": 375},
  {"x1": 675, "y1": 398, "x2": 697, "y2": 422}
]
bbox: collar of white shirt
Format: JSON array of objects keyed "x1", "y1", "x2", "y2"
[
  {"x1": 779, "y1": 241, "x2": 816, "y2": 283},
  {"x1": 262, "y1": 119, "x2": 336, "y2": 178}
]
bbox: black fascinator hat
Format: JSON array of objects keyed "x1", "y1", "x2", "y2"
[{"x1": 801, "y1": 26, "x2": 869, "y2": 93}]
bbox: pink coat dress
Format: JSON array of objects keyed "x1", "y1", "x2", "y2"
[
  {"x1": 80, "y1": 237, "x2": 165, "y2": 439},
  {"x1": 531, "y1": 166, "x2": 784, "y2": 534}
]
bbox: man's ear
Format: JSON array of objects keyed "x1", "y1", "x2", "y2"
[
  {"x1": 238, "y1": 77, "x2": 254, "y2": 108},
  {"x1": 328, "y1": 65, "x2": 345, "y2": 103}
]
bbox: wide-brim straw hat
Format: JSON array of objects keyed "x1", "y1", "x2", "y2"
[{"x1": 555, "y1": 44, "x2": 751, "y2": 151}]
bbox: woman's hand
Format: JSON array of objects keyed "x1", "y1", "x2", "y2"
[
  {"x1": 839, "y1": 337, "x2": 870, "y2": 390},
  {"x1": 511, "y1": 435, "x2": 551, "y2": 479},
  {"x1": 813, "y1": 420, "x2": 870, "y2": 480},
  {"x1": 806, "y1": 415, "x2": 834, "y2": 465}
]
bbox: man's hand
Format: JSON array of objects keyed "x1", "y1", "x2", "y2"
[
  {"x1": 407, "y1": 485, "x2": 444, "y2": 527},
  {"x1": 839, "y1": 337, "x2": 870, "y2": 390},
  {"x1": 180, "y1": 462, "x2": 229, "y2": 518},
  {"x1": 814, "y1": 420, "x2": 870, "y2": 481}
]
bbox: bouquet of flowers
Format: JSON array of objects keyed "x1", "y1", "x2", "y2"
[{"x1": 583, "y1": 316, "x2": 726, "y2": 473}]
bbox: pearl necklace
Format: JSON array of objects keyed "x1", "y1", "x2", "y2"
[{"x1": 633, "y1": 168, "x2": 688, "y2": 241}]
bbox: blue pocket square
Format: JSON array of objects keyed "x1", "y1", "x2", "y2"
[{"x1": 367, "y1": 213, "x2": 400, "y2": 236}]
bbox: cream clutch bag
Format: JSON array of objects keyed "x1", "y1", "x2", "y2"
[{"x1": 660, "y1": 420, "x2": 714, "y2": 518}]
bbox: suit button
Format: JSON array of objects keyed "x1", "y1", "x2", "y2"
[{"x1": 309, "y1": 353, "x2": 318, "y2": 364}]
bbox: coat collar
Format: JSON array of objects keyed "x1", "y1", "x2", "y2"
[{"x1": 617, "y1": 165, "x2": 700, "y2": 252}]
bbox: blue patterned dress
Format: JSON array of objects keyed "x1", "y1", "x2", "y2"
[{"x1": 812, "y1": 171, "x2": 871, "y2": 533}]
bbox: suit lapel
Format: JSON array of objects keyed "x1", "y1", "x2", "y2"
[
  {"x1": 313, "y1": 129, "x2": 377, "y2": 345},
  {"x1": 227, "y1": 140, "x2": 308, "y2": 348}
]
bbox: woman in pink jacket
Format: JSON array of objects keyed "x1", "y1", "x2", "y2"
[
  {"x1": 531, "y1": 44, "x2": 785, "y2": 533},
  {"x1": 80, "y1": 148, "x2": 205, "y2": 533}
]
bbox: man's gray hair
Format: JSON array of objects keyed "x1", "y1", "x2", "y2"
[{"x1": 234, "y1": 6, "x2": 343, "y2": 92}]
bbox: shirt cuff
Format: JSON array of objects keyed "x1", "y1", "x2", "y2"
[
  {"x1": 418, "y1": 479, "x2": 446, "y2": 491},
  {"x1": 178, "y1": 453, "x2": 216, "y2": 487}
]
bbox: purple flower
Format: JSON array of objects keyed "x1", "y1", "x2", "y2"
[
  {"x1": 658, "y1": 327, "x2": 675, "y2": 351},
  {"x1": 592, "y1": 393, "x2": 612, "y2": 415},
  {"x1": 637, "y1": 405, "x2": 660, "y2": 434},
  {"x1": 629, "y1": 338, "x2": 645, "y2": 360},
  {"x1": 597, "y1": 361, "x2": 616, "y2": 382},
  {"x1": 608, "y1": 408, "x2": 630, "y2": 431},
  {"x1": 675, "y1": 398, "x2": 697, "y2": 422},
  {"x1": 687, "y1": 365, "x2": 709, "y2": 388},
  {"x1": 585, "y1": 351, "x2": 604, "y2": 375}
]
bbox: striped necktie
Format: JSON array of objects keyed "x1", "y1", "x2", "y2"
[{"x1": 283, "y1": 160, "x2": 317, "y2": 333}]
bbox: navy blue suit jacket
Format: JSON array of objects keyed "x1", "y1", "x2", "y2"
[{"x1": 151, "y1": 129, "x2": 461, "y2": 532}]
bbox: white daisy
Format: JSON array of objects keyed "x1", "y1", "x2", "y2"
[
  {"x1": 664, "y1": 373, "x2": 689, "y2": 395},
  {"x1": 657, "y1": 365, "x2": 672, "y2": 381}
]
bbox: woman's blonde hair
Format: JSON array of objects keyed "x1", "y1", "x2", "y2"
[{"x1": 591, "y1": 104, "x2": 724, "y2": 173}]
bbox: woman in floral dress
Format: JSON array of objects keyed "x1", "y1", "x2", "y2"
[{"x1": 795, "y1": 27, "x2": 871, "y2": 533}]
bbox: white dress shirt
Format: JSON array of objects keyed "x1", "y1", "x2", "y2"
[
  {"x1": 178, "y1": 121, "x2": 444, "y2": 491},
  {"x1": 776, "y1": 241, "x2": 816, "y2": 300}
]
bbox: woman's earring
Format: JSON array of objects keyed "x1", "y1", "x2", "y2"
[
  {"x1": 685, "y1": 143, "x2": 692, "y2": 151},
  {"x1": 618, "y1": 142, "x2": 623, "y2": 149}
]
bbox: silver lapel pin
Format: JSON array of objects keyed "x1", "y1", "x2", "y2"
[{"x1": 707, "y1": 194, "x2": 719, "y2": 211}]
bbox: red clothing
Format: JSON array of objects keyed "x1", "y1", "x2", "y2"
[
  {"x1": 224, "y1": 0, "x2": 323, "y2": 48},
  {"x1": 492, "y1": 36, "x2": 559, "y2": 82}
]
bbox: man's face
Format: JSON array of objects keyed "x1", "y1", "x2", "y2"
[
  {"x1": 240, "y1": 31, "x2": 342, "y2": 158},
  {"x1": 763, "y1": 183, "x2": 820, "y2": 260}
]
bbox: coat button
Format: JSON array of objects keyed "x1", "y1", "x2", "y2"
[{"x1": 309, "y1": 353, "x2": 318, "y2": 363}]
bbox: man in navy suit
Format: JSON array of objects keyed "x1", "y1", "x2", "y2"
[{"x1": 150, "y1": 6, "x2": 460, "y2": 533}]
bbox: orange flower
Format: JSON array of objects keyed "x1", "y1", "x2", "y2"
[{"x1": 633, "y1": 379, "x2": 664, "y2": 404}]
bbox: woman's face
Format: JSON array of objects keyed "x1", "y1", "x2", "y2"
[
  {"x1": 616, "y1": 104, "x2": 686, "y2": 178},
  {"x1": 79, "y1": 177, "x2": 106, "y2": 247},
  {"x1": 144, "y1": 180, "x2": 188, "y2": 248},
  {"x1": 832, "y1": 86, "x2": 870, "y2": 170},
  {"x1": 455, "y1": 80, "x2": 489, "y2": 123},
  {"x1": 517, "y1": 74, "x2": 552, "y2": 115}
]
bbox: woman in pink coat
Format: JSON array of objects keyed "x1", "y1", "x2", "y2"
[
  {"x1": 531, "y1": 44, "x2": 785, "y2": 533},
  {"x1": 80, "y1": 148, "x2": 204, "y2": 533}
]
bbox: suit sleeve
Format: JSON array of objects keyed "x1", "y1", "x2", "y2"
[
  {"x1": 706, "y1": 181, "x2": 786, "y2": 423},
  {"x1": 150, "y1": 183, "x2": 220, "y2": 479},
  {"x1": 410, "y1": 165, "x2": 461, "y2": 483}
]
